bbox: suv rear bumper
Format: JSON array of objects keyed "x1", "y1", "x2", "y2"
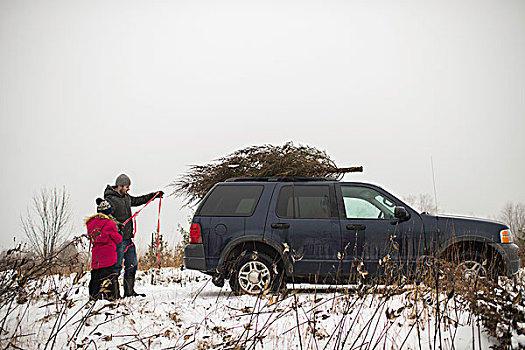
[{"x1": 184, "y1": 244, "x2": 206, "y2": 271}]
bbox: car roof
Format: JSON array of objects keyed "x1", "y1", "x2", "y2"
[
  {"x1": 224, "y1": 176, "x2": 338, "y2": 182},
  {"x1": 223, "y1": 177, "x2": 385, "y2": 189}
]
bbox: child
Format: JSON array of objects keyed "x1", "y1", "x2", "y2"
[{"x1": 85, "y1": 198, "x2": 122, "y2": 300}]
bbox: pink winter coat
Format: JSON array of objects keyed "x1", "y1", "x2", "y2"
[{"x1": 85, "y1": 214, "x2": 122, "y2": 269}]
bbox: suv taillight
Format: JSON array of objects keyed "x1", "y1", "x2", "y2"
[{"x1": 190, "y1": 223, "x2": 202, "y2": 243}]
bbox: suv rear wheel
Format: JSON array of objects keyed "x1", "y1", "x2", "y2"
[{"x1": 229, "y1": 251, "x2": 283, "y2": 295}]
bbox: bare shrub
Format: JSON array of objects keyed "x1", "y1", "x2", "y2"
[
  {"x1": 21, "y1": 186, "x2": 72, "y2": 262},
  {"x1": 404, "y1": 193, "x2": 439, "y2": 215},
  {"x1": 139, "y1": 233, "x2": 184, "y2": 270},
  {"x1": 499, "y1": 202, "x2": 525, "y2": 264},
  {"x1": 0, "y1": 236, "x2": 87, "y2": 342},
  {"x1": 174, "y1": 222, "x2": 190, "y2": 267},
  {"x1": 139, "y1": 215, "x2": 191, "y2": 270},
  {"x1": 499, "y1": 202, "x2": 525, "y2": 235},
  {"x1": 53, "y1": 240, "x2": 90, "y2": 275}
]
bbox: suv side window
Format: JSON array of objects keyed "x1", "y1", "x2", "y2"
[
  {"x1": 341, "y1": 186, "x2": 396, "y2": 219},
  {"x1": 276, "y1": 185, "x2": 331, "y2": 219},
  {"x1": 199, "y1": 185, "x2": 263, "y2": 217}
]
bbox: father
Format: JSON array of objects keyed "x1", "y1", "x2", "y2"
[{"x1": 104, "y1": 174, "x2": 163, "y2": 297}]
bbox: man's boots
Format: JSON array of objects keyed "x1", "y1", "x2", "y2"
[
  {"x1": 123, "y1": 275, "x2": 145, "y2": 297},
  {"x1": 113, "y1": 279, "x2": 121, "y2": 300}
]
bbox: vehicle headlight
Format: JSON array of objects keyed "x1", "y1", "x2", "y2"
[{"x1": 500, "y1": 229, "x2": 513, "y2": 244}]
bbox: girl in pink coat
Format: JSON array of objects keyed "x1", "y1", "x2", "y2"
[{"x1": 85, "y1": 198, "x2": 122, "y2": 300}]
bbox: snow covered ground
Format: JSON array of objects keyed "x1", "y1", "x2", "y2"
[{"x1": 2, "y1": 267, "x2": 524, "y2": 349}]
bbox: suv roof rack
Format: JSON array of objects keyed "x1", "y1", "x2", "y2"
[{"x1": 225, "y1": 176, "x2": 338, "y2": 182}]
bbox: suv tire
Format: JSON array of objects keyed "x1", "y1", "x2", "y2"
[
  {"x1": 229, "y1": 251, "x2": 284, "y2": 295},
  {"x1": 457, "y1": 251, "x2": 489, "y2": 280}
]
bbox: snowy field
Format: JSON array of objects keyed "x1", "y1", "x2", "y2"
[{"x1": 2, "y1": 267, "x2": 524, "y2": 349}]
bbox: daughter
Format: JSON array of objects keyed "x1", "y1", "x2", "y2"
[{"x1": 85, "y1": 198, "x2": 122, "y2": 300}]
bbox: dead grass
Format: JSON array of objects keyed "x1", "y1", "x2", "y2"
[{"x1": 1, "y1": 237, "x2": 524, "y2": 349}]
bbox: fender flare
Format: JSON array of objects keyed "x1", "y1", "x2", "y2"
[
  {"x1": 217, "y1": 235, "x2": 293, "y2": 276},
  {"x1": 437, "y1": 235, "x2": 506, "y2": 261}
]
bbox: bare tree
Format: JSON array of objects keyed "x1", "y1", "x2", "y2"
[
  {"x1": 404, "y1": 193, "x2": 438, "y2": 215},
  {"x1": 21, "y1": 186, "x2": 72, "y2": 261},
  {"x1": 499, "y1": 202, "x2": 525, "y2": 245}
]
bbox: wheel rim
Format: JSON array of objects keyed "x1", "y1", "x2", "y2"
[
  {"x1": 458, "y1": 260, "x2": 486, "y2": 280},
  {"x1": 237, "y1": 260, "x2": 271, "y2": 294}
]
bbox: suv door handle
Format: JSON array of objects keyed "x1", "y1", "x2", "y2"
[
  {"x1": 347, "y1": 224, "x2": 366, "y2": 231},
  {"x1": 271, "y1": 223, "x2": 290, "y2": 229}
]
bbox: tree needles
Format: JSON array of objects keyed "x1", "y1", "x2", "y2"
[{"x1": 170, "y1": 142, "x2": 358, "y2": 204}]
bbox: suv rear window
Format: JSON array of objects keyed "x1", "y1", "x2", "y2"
[{"x1": 198, "y1": 185, "x2": 263, "y2": 217}]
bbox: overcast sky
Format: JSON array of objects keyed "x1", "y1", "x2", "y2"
[{"x1": 1, "y1": 0, "x2": 524, "y2": 252}]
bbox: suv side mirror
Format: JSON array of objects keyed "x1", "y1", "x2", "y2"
[{"x1": 394, "y1": 206, "x2": 410, "y2": 221}]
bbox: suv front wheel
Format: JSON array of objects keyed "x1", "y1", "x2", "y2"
[
  {"x1": 229, "y1": 251, "x2": 283, "y2": 295},
  {"x1": 456, "y1": 251, "x2": 489, "y2": 280}
]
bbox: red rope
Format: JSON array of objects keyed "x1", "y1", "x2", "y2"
[
  {"x1": 156, "y1": 196, "x2": 162, "y2": 268},
  {"x1": 122, "y1": 192, "x2": 159, "y2": 227},
  {"x1": 122, "y1": 192, "x2": 161, "y2": 254}
]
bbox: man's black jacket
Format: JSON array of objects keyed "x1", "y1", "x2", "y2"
[{"x1": 104, "y1": 185, "x2": 157, "y2": 240}]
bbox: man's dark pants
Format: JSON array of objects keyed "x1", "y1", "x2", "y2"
[{"x1": 114, "y1": 239, "x2": 138, "y2": 277}]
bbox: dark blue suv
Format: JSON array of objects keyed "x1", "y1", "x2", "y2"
[{"x1": 184, "y1": 177, "x2": 520, "y2": 294}]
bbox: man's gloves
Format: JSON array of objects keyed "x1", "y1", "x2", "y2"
[{"x1": 149, "y1": 190, "x2": 164, "y2": 200}]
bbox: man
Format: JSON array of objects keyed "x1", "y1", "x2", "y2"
[{"x1": 104, "y1": 174, "x2": 163, "y2": 297}]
